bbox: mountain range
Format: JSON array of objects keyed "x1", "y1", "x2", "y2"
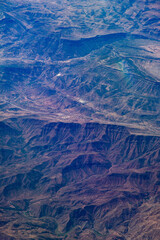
[{"x1": 0, "y1": 0, "x2": 160, "y2": 239}]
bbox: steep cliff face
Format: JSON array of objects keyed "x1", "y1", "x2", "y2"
[{"x1": 0, "y1": 119, "x2": 160, "y2": 239}]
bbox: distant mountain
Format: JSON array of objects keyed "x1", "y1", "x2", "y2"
[{"x1": 1, "y1": 0, "x2": 160, "y2": 134}]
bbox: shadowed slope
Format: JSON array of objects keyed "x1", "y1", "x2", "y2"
[{"x1": 0, "y1": 119, "x2": 160, "y2": 239}]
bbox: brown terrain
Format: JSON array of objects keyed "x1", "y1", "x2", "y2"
[
  {"x1": 0, "y1": 118, "x2": 160, "y2": 239},
  {"x1": 1, "y1": 0, "x2": 160, "y2": 239}
]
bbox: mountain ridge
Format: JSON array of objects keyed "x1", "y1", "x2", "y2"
[{"x1": 0, "y1": 118, "x2": 160, "y2": 239}]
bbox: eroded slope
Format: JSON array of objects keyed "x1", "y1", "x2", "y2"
[{"x1": 0, "y1": 119, "x2": 160, "y2": 239}]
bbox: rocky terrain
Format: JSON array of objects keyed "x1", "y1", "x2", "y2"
[
  {"x1": 0, "y1": 119, "x2": 160, "y2": 239},
  {"x1": 1, "y1": 0, "x2": 160, "y2": 134},
  {"x1": 0, "y1": 0, "x2": 160, "y2": 239}
]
